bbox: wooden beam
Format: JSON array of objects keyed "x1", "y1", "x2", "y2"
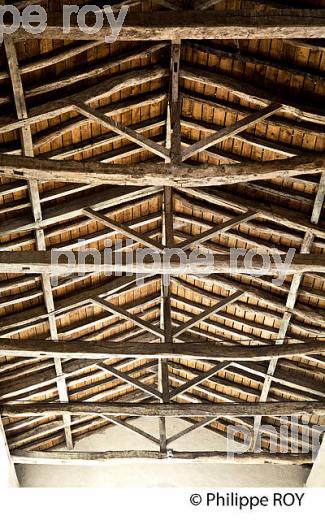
[
  {"x1": 0, "y1": 66, "x2": 168, "y2": 133},
  {"x1": 83, "y1": 208, "x2": 164, "y2": 252},
  {"x1": 251, "y1": 171, "x2": 325, "y2": 449},
  {"x1": 312, "y1": 173, "x2": 325, "y2": 225},
  {"x1": 164, "y1": 37, "x2": 178, "y2": 419},
  {"x1": 180, "y1": 65, "x2": 325, "y2": 125},
  {"x1": 179, "y1": 210, "x2": 257, "y2": 250},
  {"x1": 6, "y1": 10, "x2": 325, "y2": 40},
  {"x1": 173, "y1": 290, "x2": 244, "y2": 338},
  {"x1": 0, "y1": 186, "x2": 161, "y2": 237},
  {"x1": 40, "y1": 94, "x2": 167, "y2": 157},
  {"x1": 182, "y1": 103, "x2": 282, "y2": 161},
  {"x1": 0, "y1": 251, "x2": 324, "y2": 275},
  {"x1": 91, "y1": 296, "x2": 165, "y2": 339},
  {"x1": 159, "y1": 186, "x2": 174, "y2": 450},
  {"x1": 97, "y1": 364, "x2": 162, "y2": 400},
  {"x1": 170, "y1": 361, "x2": 230, "y2": 398},
  {"x1": 179, "y1": 187, "x2": 325, "y2": 240},
  {"x1": 167, "y1": 417, "x2": 217, "y2": 444},
  {"x1": 1, "y1": 154, "x2": 324, "y2": 187},
  {"x1": 10, "y1": 450, "x2": 313, "y2": 465},
  {"x1": 5, "y1": 366, "x2": 314, "y2": 451},
  {"x1": 3, "y1": 35, "x2": 73, "y2": 451},
  {"x1": 2, "y1": 400, "x2": 325, "y2": 417},
  {"x1": 193, "y1": 0, "x2": 225, "y2": 8},
  {"x1": 1, "y1": 338, "x2": 323, "y2": 361},
  {"x1": 170, "y1": 42, "x2": 182, "y2": 165},
  {"x1": 74, "y1": 103, "x2": 170, "y2": 160},
  {"x1": 99, "y1": 415, "x2": 160, "y2": 446}
]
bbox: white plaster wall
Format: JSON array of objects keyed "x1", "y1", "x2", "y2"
[
  {"x1": 17, "y1": 418, "x2": 309, "y2": 488},
  {"x1": 0, "y1": 420, "x2": 19, "y2": 488}
]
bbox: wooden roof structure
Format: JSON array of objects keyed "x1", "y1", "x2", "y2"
[{"x1": 0, "y1": 0, "x2": 325, "y2": 473}]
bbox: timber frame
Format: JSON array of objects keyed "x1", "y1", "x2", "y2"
[{"x1": 0, "y1": 0, "x2": 325, "y2": 478}]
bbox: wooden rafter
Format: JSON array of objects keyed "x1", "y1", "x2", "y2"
[
  {"x1": 181, "y1": 103, "x2": 282, "y2": 161},
  {"x1": 3, "y1": 36, "x2": 73, "y2": 450},
  {"x1": 179, "y1": 211, "x2": 258, "y2": 251},
  {"x1": 0, "y1": 186, "x2": 161, "y2": 237},
  {"x1": 83, "y1": 208, "x2": 164, "y2": 252},
  {"x1": 0, "y1": 66, "x2": 168, "y2": 132},
  {"x1": 74, "y1": 103, "x2": 170, "y2": 160},
  {"x1": 169, "y1": 362, "x2": 231, "y2": 398},
  {"x1": 251, "y1": 172, "x2": 325, "y2": 449},
  {"x1": 180, "y1": 65, "x2": 325, "y2": 125},
  {"x1": 0, "y1": 3, "x2": 324, "y2": 468},
  {"x1": 172, "y1": 290, "x2": 244, "y2": 338},
  {"x1": 91, "y1": 296, "x2": 165, "y2": 339}
]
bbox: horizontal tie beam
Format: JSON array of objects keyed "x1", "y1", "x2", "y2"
[
  {"x1": 1, "y1": 400, "x2": 325, "y2": 417},
  {"x1": 0, "y1": 251, "x2": 324, "y2": 275},
  {"x1": 0, "y1": 338, "x2": 324, "y2": 361}
]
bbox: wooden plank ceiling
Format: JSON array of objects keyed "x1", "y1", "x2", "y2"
[{"x1": 0, "y1": 0, "x2": 324, "y2": 466}]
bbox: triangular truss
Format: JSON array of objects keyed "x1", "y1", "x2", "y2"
[{"x1": 0, "y1": 1, "x2": 324, "y2": 474}]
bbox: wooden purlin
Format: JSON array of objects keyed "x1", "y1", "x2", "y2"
[{"x1": 4, "y1": 10, "x2": 325, "y2": 41}]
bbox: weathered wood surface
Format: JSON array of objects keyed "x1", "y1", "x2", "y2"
[
  {"x1": 182, "y1": 103, "x2": 282, "y2": 161},
  {"x1": 2, "y1": 400, "x2": 325, "y2": 417},
  {"x1": 0, "y1": 251, "x2": 324, "y2": 275},
  {"x1": 11, "y1": 450, "x2": 314, "y2": 466},
  {"x1": 180, "y1": 65, "x2": 325, "y2": 125},
  {"x1": 0, "y1": 338, "x2": 324, "y2": 361},
  {"x1": 6, "y1": 10, "x2": 325, "y2": 41},
  {"x1": 0, "y1": 154, "x2": 324, "y2": 186}
]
